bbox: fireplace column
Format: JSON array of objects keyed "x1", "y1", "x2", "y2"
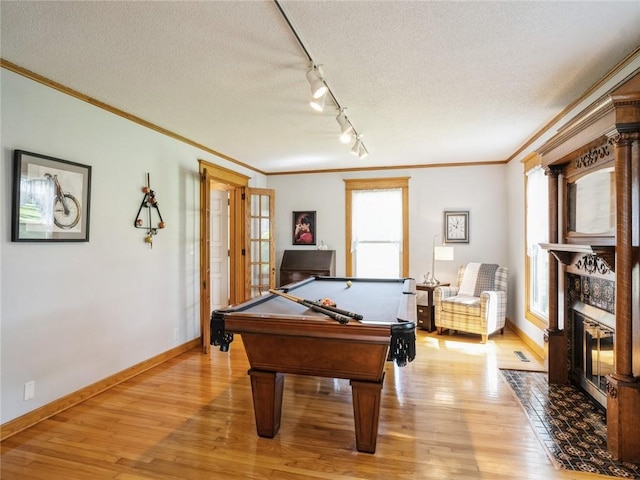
[
  {"x1": 544, "y1": 165, "x2": 567, "y2": 384},
  {"x1": 606, "y1": 129, "x2": 640, "y2": 462}
]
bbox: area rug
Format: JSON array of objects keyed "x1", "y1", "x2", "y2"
[{"x1": 500, "y1": 369, "x2": 640, "y2": 479}]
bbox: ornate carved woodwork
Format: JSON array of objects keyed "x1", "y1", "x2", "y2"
[
  {"x1": 537, "y1": 74, "x2": 640, "y2": 462},
  {"x1": 574, "y1": 143, "x2": 611, "y2": 169}
]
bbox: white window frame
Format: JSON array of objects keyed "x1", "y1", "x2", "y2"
[{"x1": 524, "y1": 159, "x2": 549, "y2": 326}]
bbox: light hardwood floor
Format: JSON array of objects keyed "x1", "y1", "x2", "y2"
[{"x1": 1, "y1": 328, "x2": 609, "y2": 479}]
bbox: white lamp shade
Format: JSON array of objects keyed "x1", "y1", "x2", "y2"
[
  {"x1": 340, "y1": 132, "x2": 353, "y2": 143},
  {"x1": 309, "y1": 91, "x2": 326, "y2": 111},
  {"x1": 350, "y1": 137, "x2": 362, "y2": 155},
  {"x1": 357, "y1": 143, "x2": 369, "y2": 159},
  {"x1": 434, "y1": 246, "x2": 454, "y2": 261},
  {"x1": 337, "y1": 111, "x2": 353, "y2": 138},
  {"x1": 306, "y1": 68, "x2": 327, "y2": 99}
]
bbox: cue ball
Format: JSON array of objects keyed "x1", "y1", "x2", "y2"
[{"x1": 346, "y1": 281, "x2": 352, "y2": 288}]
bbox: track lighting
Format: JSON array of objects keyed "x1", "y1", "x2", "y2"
[
  {"x1": 336, "y1": 110, "x2": 353, "y2": 143},
  {"x1": 351, "y1": 135, "x2": 369, "y2": 159},
  {"x1": 310, "y1": 90, "x2": 327, "y2": 112},
  {"x1": 350, "y1": 136, "x2": 362, "y2": 156},
  {"x1": 274, "y1": 2, "x2": 370, "y2": 159},
  {"x1": 306, "y1": 65, "x2": 327, "y2": 99}
]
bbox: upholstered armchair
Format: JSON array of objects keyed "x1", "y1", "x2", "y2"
[{"x1": 434, "y1": 263, "x2": 508, "y2": 343}]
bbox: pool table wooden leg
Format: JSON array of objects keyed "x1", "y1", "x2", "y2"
[
  {"x1": 350, "y1": 374, "x2": 384, "y2": 454},
  {"x1": 248, "y1": 369, "x2": 284, "y2": 438}
]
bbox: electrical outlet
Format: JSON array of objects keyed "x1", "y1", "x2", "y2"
[
  {"x1": 173, "y1": 328, "x2": 179, "y2": 341},
  {"x1": 24, "y1": 381, "x2": 35, "y2": 401}
]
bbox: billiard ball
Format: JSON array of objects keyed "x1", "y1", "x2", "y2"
[
  {"x1": 320, "y1": 297, "x2": 336, "y2": 307},
  {"x1": 346, "y1": 280, "x2": 352, "y2": 288}
]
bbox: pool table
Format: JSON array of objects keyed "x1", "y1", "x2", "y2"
[{"x1": 210, "y1": 276, "x2": 417, "y2": 453}]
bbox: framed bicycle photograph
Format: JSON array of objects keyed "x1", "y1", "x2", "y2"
[{"x1": 11, "y1": 150, "x2": 92, "y2": 242}]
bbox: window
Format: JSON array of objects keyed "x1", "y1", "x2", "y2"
[
  {"x1": 525, "y1": 163, "x2": 549, "y2": 324},
  {"x1": 345, "y1": 178, "x2": 409, "y2": 278}
]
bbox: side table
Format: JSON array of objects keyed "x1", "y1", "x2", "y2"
[{"x1": 415, "y1": 283, "x2": 450, "y2": 332}]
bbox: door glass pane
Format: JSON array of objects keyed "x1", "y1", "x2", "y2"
[
  {"x1": 260, "y1": 240, "x2": 269, "y2": 263},
  {"x1": 260, "y1": 218, "x2": 270, "y2": 241},
  {"x1": 251, "y1": 264, "x2": 260, "y2": 286},
  {"x1": 251, "y1": 218, "x2": 260, "y2": 237},
  {"x1": 260, "y1": 263, "x2": 270, "y2": 286},
  {"x1": 260, "y1": 195, "x2": 270, "y2": 216},
  {"x1": 251, "y1": 240, "x2": 260, "y2": 261},
  {"x1": 251, "y1": 194, "x2": 260, "y2": 215}
]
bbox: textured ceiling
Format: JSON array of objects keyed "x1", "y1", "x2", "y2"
[{"x1": 1, "y1": 1, "x2": 640, "y2": 174}]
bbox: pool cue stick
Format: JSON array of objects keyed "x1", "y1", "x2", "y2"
[
  {"x1": 269, "y1": 289, "x2": 350, "y2": 324},
  {"x1": 269, "y1": 289, "x2": 363, "y2": 321},
  {"x1": 269, "y1": 289, "x2": 349, "y2": 324},
  {"x1": 310, "y1": 302, "x2": 364, "y2": 320},
  {"x1": 305, "y1": 299, "x2": 364, "y2": 321},
  {"x1": 284, "y1": 291, "x2": 363, "y2": 321}
]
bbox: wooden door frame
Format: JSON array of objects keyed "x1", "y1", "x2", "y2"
[{"x1": 198, "y1": 160, "x2": 249, "y2": 353}]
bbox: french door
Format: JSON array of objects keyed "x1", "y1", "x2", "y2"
[
  {"x1": 247, "y1": 188, "x2": 275, "y2": 298},
  {"x1": 198, "y1": 160, "x2": 274, "y2": 353}
]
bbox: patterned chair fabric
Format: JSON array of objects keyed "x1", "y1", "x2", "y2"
[{"x1": 434, "y1": 263, "x2": 508, "y2": 343}]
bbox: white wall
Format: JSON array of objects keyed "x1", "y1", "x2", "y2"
[
  {"x1": 267, "y1": 164, "x2": 509, "y2": 307},
  {"x1": 0, "y1": 70, "x2": 263, "y2": 423}
]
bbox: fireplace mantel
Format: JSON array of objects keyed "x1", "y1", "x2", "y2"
[
  {"x1": 536, "y1": 71, "x2": 639, "y2": 463},
  {"x1": 539, "y1": 243, "x2": 615, "y2": 273}
]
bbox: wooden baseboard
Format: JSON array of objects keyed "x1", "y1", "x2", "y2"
[
  {"x1": 506, "y1": 318, "x2": 544, "y2": 361},
  {"x1": 0, "y1": 338, "x2": 201, "y2": 441}
]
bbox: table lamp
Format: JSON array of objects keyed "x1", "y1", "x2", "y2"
[{"x1": 426, "y1": 235, "x2": 454, "y2": 286}]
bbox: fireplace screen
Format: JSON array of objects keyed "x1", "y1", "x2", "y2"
[{"x1": 571, "y1": 302, "x2": 615, "y2": 407}]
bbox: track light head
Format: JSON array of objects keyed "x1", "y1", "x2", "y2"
[
  {"x1": 309, "y1": 90, "x2": 327, "y2": 112},
  {"x1": 306, "y1": 65, "x2": 328, "y2": 99},
  {"x1": 336, "y1": 110, "x2": 353, "y2": 143},
  {"x1": 340, "y1": 132, "x2": 353, "y2": 144},
  {"x1": 350, "y1": 136, "x2": 362, "y2": 156},
  {"x1": 351, "y1": 135, "x2": 368, "y2": 159}
]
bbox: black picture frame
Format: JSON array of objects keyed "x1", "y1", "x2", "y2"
[
  {"x1": 292, "y1": 211, "x2": 316, "y2": 246},
  {"x1": 11, "y1": 150, "x2": 92, "y2": 242},
  {"x1": 444, "y1": 210, "x2": 469, "y2": 243}
]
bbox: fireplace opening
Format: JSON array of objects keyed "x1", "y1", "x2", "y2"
[{"x1": 570, "y1": 300, "x2": 615, "y2": 408}]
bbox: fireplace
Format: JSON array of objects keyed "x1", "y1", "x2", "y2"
[
  {"x1": 570, "y1": 300, "x2": 615, "y2": 407},
  {"x1": 566, "y1": 270, "x2": 615, "y2": 408},
  {"x1": 537, "y1": 81, "x2": 640, "y2": 462}
]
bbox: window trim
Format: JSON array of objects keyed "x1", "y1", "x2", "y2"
[
  {"x1": 344, "y1": 177, "x2": 410, "y2": 277},
  {"x1": 523, "y1": 154, "x2": 549, "y2": 329}
]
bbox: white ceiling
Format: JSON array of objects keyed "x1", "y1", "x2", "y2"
[{"x1": 2, "y1": 1, "x2": 640, "y2": 174}]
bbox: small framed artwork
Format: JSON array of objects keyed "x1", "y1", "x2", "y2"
[
  {"x1": 11, "y1": 150, "x2": 92, "y2": 242},
  {"x1": 444, "y1": 210, "x2": 469, "y2": 243},
  {"x1": 292, "y1": 211, "x2": 316, "y2": 245}
]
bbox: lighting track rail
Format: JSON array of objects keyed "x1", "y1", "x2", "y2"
[{"x1": 273, "y1": 0, "x2": 368, "y2": 158}]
